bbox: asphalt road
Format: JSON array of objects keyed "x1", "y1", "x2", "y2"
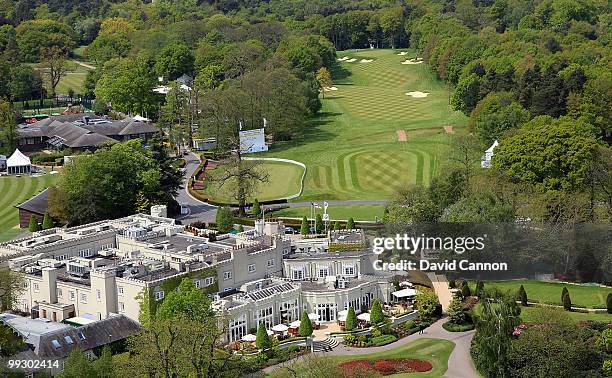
[{"x1": 175, "y1": 152, "x2": 217, "y2": 224}]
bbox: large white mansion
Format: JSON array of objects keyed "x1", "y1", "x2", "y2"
[{"x1": 1, "y1": 211, "x2": 396, "y2": 343}]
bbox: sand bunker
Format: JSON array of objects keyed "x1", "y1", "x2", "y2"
[
  {"x1": 401, "y1": 58, "x2": 423, "y2": 65},
  {"x1": 359, "y1": 59, "x2": 374, "y2": 63},
  {"x1": 337, "y1": 56, "x2": 350, "y2": 61},
  {"x1": 346, "y1": 58, "x2": 357, "y2": 62},
  {"x1": 443, "y1": 125, "x2": 454, "y2": 134},
  {"x1": 323, "y1": 86, "x2": 338, "y2": 92},
  {"x1": 397, "y1": 51, "x2": 408, "y2": 56},
  {"x1": 406, "y1": 91, "x2": 429, "y2": 98},
  {"x1": 396, "y1": 130, "x2": 407, "y2": 142}
]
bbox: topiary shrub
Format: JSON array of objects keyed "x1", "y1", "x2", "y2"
[
  {"x1": 518, "y1": 285, "x2": 528, "y2": 306},
  {"x1": 461, "y1": 281, "x2": 471, "y2": 297},
  {"x1": 563, "y1": 291, "x2": 572, "y2": 311}
]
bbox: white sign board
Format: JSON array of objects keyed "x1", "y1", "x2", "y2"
[{"x1": 239, "y1": 128, "x2": 268, "y2": 153}]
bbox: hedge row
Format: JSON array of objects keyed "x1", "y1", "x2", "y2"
[{"x1": 442, "y1": 321, "x2": 475, "y2": 332}]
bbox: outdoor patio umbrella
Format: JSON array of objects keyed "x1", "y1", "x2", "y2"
[
  {"x1": 337, "y1": 315, "x2": 347, "y2": 322},
  {"x1": 308, "y1": 313, "x2": 320, "y2": 321},
  {"x1": 391, "y1": 288, "x2": 417, "y2": 298},
  {"x1": 289, "y1": 320, "x2": 301, "y2": 328},
  {"x1": 266, "y1": 330, "x2": 274, "y2": 336},
  {"x1": 272, "y1": 324, "x2": 289, "y2": 332},
  {"x1": 337, "y1": 310, "x2": 348, "y2": 317},
  {"x1": 241, "y1": 334, "x2": 256, "y2": 342},
  {"x1": 357, "y1": 312, "x2": 371, "y2": 322}
]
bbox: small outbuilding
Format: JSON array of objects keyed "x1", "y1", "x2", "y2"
[
  {"x1": 0, "y1": 154, "x2": 6, "y2": 171},
  {"x1": 16, "y1": 188, "x2": 49, "y2": 228},
  {"x1": 7, "y1": 148, "x2": 31, "y2": 174}
]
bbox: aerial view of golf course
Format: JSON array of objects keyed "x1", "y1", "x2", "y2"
[
  {"x1": 200, "y1": 48, "x2": 468, "y2": 205},
  {"x1": 261, "y1": 48, "x2": 468, "y2": 201}
]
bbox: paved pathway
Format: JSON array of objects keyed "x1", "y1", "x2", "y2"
[
  {"x1": 263, "y1": 319, "x2": 478, "y2": 378},
  {"x1": 71, "y1": 60, "x2": 95, "y2": 69},
  {"x1": 175, "y1": 152, "x2": 217, "y2": 224}
]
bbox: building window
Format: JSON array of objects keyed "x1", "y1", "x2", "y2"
[
  {"x1": 64, "y1": 336, "x2": 73, "y2": 345},
  {"x1": 248, "y1": 264, "x2": 256, "y2": 273},
  {"x1": 23, "y1": 282, "x2": 28, "y2": 289},
  {"x1": 96, "y1": 290, "x2": 101, "y2": 301},
  {"x1": 118, "y1": 302, "x2": 125, "y2": 313},
  {"x1": 57, "y1": 288, "x2": 62, "y2": 298},
  {"x1": 56, "y1": 254, "x2": 68, "y2": 261},
  {"x1": 33, "y1": 283, "x2": 39, "y2": 293},
  {"x1": 51, "y1": 340, "x2": 61, "y2": 349},
  {"x1": 267, "y1": 259, "x2": 275, "y2": 267},
  {"x1": 317, "y1": 267, "x2": 329, "y2": 279},
  {"x1": 204, "y1": 277, "x2": 214, "y2": 286},
  {"x1": 224, "y1": 287, "x2": 233, "y2": 292},
  {"x1": 291, "y1": 268, "x2": 304, "y2": 280},
  {"x1": 118, "y1": 286, "x2": 124, "y2": 296},
  {"x1": 79, "y1": 248, "x2": 92, "y2": 258},
  {"x1": 194, "y1": 280, "x2": 201, "y2": 288},
  {"x1": 155, "y1": 291, "x2": 165, "y2": 301},
  {"x1": 69, "y1": 291, "x2": 75, "y2": 301},
  {"x1": 343, "y1": 265, "x2": 355, "y2": 276},
  {"x1": 80, "y1": 293, "x2": 87, "y2": 303},
  {"x1": 223, "y1": 271, "x2": 232, "y2": 280}
]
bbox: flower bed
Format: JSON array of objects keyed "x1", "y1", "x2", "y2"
[{"x1": 339, "y1": 358, "x2": 433, "y2": 375}]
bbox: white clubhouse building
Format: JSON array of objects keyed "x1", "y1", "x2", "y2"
[{"x1": 1, "y1": 211, "x2": 395, "y2": 343}]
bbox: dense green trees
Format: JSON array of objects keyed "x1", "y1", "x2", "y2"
[
  {"x1": 49, "y1": 139, "x2": 182, "y2": 226},
  {"x1": 95, "y1": 55, "x2": 160, "y2": 116},
  {"x1": 471, "y1": 92, "x2": 530, "y2": 144},
  {"x1": 15, "y1": 19, "x2": 75, "y2": 62},
  {"x1": 0, "y1": 99, "x2": 17, "y2": 155},
  {"x1": 492, "y1": 116, "x2": 599, "y2": 192},
  {"x1": 155, "y1": 43, "x2": 195, "y2": 80}
]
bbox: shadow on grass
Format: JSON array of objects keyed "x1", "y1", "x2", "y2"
[
  {"x1": 330, "y1": 63, "x2": 352, "y2": 82},
  {"x1": 267, "y1": 112, "x2": 342, "y2": 152}
]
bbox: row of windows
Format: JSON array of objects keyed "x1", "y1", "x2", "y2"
[{"x1": 290, "y1": 265, "x2": 356, "y2": 280}]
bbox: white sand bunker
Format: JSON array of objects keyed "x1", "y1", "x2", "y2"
[
  {"x1": 406, "y1": 91, "x2": 429, "y2": 98},
  {"x1": 359, "y1": 59, "x2": 374, "y2": 63},
  {"x1": 397, "y1": 51, "x2": 408, "y2": 56},
  {"x1": 346, "y1": 58, "x2": 357, "y2": 62},
  {"x1": 402, "y1": 58, "x2": 423, "y2": 65},
  {"x1": 337, "y1": 56, "x2": 350, "y2": 61},
  {"x1": 323, "y1": 86, "x2": 338, "y2": 92}
]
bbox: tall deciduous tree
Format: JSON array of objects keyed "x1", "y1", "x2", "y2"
[
  {"x1": 0, "y1": 268, "x2": 25, "y2": 311},
  {"x1": 39, "y1": 46, "x2": 73, "y2": 98}
]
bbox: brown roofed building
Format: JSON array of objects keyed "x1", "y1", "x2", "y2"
[{"x1": 16, "y1": 188, "x2": 50, "y2": 228}]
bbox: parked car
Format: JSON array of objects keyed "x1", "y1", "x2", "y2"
[{"x1": 284, "y1": 227, "x2": 296, "y2": 234}]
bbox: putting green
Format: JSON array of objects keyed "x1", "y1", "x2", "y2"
[
  {"x1": 199, "y1": 161, "x2": 304, "y2": 203},
  {"x1": 258, "y1": 49, "x2": 468, "y2": 200},
  {"x1": 0, "y1": 173, "x2": 58, "y2": 242}
]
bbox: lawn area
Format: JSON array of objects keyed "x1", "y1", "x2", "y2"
[
  {"x1": 0, "y1": 173, "x2": 58, "y2": 242},
  {"x1": 199, "y1": 161, "x2": 304, "y2": 203},
  {"x1": 470, "y1": 280, "x2": 612, "y2": 309},
  {"x1": 258, "y1": 49, "x2": 468, "y2": 201},
  {"x1": 273, "y1": 204, "x2": 385, "y2": 221},
  {"x1": 519, "y1": 306, "x2": 612, "y2": 323},
  {"x1": 268, "y1": 338, "x2": 454, "y2": 377},
  {"x1": 55, "y1": 64, "x2": 90, "y2": 94}
]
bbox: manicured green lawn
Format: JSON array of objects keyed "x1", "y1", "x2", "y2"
[
  {"x1": 470, "y1": 280, "x2": 612, "y2": 309},
  {"x1": 268, "y1": 338, "x2": 454, "y2": 377},
  {"x1": 518, "y1": 306, "x2": 612, "y2": 323},
  {"x1": 258, "y1": 49, "x2": 468, "y2": 200},
  {"x1": 56, "y1": 64, "x2": 91, "y2": 94},
  {"x1": 273, "y1": 204, "x2": 385, "y2": 221},
  {"x1": 199, "y1": 161, "x2": 304, "y2": 203},
  {"x1": 0, "y1": 173, "x2": 58, "y2": 242}
]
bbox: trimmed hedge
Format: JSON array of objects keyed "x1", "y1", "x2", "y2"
[
  {"x1": 371, "y1": 334, "x2": 397, "y2": 346},
  {"x1": 329, "y1": 243, "x2": 366, "y2": 252},
  {"x1": 442, "y1": 321, "x2": 475, "y2": 332}
]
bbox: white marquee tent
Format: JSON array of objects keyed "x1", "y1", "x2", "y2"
[{"x1": 7, "y1": 149, "x2": 31, "y2": 175}]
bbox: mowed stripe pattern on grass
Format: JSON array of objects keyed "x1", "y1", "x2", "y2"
[
  {"x1": 0, "y1": 175, "x2": 57, "y2": 242},
  {"x1": 263, "y1": 49, "x2": 467, "y2": 201}
]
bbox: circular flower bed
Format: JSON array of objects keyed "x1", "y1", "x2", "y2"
[{"x1": 339, "y1": 358, "x2": 433, "y2": 375}]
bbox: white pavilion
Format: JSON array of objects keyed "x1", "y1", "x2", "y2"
[{"x1": 7, "y1": 149, "x2": 32, "y2": 175}]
